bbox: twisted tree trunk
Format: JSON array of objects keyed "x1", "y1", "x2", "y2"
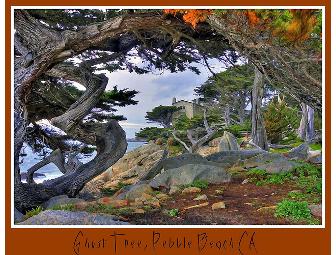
[
  {"x1": 251, "y1": 66, "x2": 269, "y2": 151},
  {"x1": 298, "y1": 102, "x2": 315, "y2": 142}
]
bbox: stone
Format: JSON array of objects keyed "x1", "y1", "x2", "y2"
[
  {"x1": 218, "y1": 131, "x2": 240, "y2": 151},
  {"x1": 193, "y1": 194, "x2": 208, "y2": 201},
  {"x1": 116, "y1": 183, "x2": 153, "y2": 201},
  {"x1": 134, "y1": 208, "x2": 145, "y2": 214},
  {"x1": 241, "y1": 179, "x2": 249, "y2": 184},
  {"x1": 18, "y1": 210, "x2": 130, "y2": 225},
  {"x1": 182, "y1": 187, "x2": 202, "y2": 194},
  {"x1": 169, "y1": 186, "x2": 180, "y2": 195},
  {"x1": 42, "y1": 195, "x2": 85, "y2": 210},
  {"x1": 215, "y1": 189, "x2": 224, "y2": 195},
  {"x1": 307, "y1": 153, "x2": 322, "y2": 164},
  {"x1": 242, "y1": 153, "x2": 300, "y2": 173},
  {"x1": 14, "y1": 207, "x2": 24, "y2": 223},
  {"x1": 98, "y1": 198, "x2": 128, "y2": 208},
  {"x1": 197, "y1": 146, "x2": 218, "y2": 157},
  {"x1": 156, "y1": 193, "x2": 170, "y2": 201},
  {"x1": 256, "y1": 206, "x2": 277, "y2": 212},
  {"x1": 286, "y1": 143, "x2": 309, "y2": 160},
  {"x1": 150, "y1": 163, "x2": 231, "y2": 190},
  {"x1": 140, "y1": 193, "x2": 153, "y2": 201},
  {"x1": 211, "y1": 202, "x2": 226, "y2": 210},
  {"x1": 308, "y1": 204, "x2": 322, "y2": 218},
  {"x1": 206, "y1": 150, "x2": 266, "y2": 165},
  {"x1": 82, "y1": 142, "x2": 164, "y2": 197},
  {"x1": 144, "y1": 197, "x2": 161, "y2": 208}
]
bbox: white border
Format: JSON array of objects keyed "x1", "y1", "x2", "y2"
[{"x1": 11, "y1": 6, "x2": 326, "y2": 229}]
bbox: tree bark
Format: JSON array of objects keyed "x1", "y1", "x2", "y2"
[
  {"x1": 251, "y1": 66, "x2": 269, "y2": 151},
  {"x1": 298, "y1": 102, "x2": 315, "y2": 142}
]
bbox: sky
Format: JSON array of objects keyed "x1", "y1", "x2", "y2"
[{"x1": 104, "y1": 60, "x2": 227, "y2": 138}]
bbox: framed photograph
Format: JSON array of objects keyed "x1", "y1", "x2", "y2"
[{"x1": 5, "y1": 1, "x2": 331, "y2": 255}]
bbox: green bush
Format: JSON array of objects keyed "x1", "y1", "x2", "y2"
[
  {"x1": 264, "y1": 99, "x2": 300, "y2": 143},
  {"x1": 224, "y1": 120, "x2": 251, "y2": 138},
  {"x1": 25, "y1": 206, "x2": 43, "y2": 218},
  {"x1": 135, "y1": 127, "x2": 170, "y2": 142},
  {"x1": 168, "y1": 208, "x2": 179, "y2": 217},
  {"x1": 275, "y1": 199, "x2": 312, "y2": 221},
  {"x1": 189, "y1": 179, "x2": 209, "y2": 189},
  {"x1": 247, "y1": 168, "x2": 293, "y2": 185},
  {"x1": 292, "y1": 163, "x2": 322, "y2": 194}
]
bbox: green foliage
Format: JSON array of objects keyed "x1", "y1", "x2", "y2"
[
  {"x1": 25, "y1": 206, "x2": 43, "y2": 218},
  {"x1": 86, "y1": 204, "x2": 134, "y2": 216},
  {"x1": 135, "y1": 127, "x2": 170, "y2": 142},
  {"x1": 292, "y1": 163, "x2": 322, "y2": 194},
  {"x1": 100, "y1": 86, "x2": 138, "y2": 107},
  {"x1": 168, "y1": 144, "x2": 183, "y2": 157},
  {"x1": 100, "y1": 182, "x2": 128, "y2": 196},
  {"x1": 309, "y1": 143, "x2": 322, "y2": 151},
  {"x1": 264, "y1": 98, "x2": 300, "y2": 143},
  {"x1": 50, "y1": 204, "x2": 76, "y2": 211},
  {"x1": 167, "y1": 208, "x2": 179, "y2": 217},
  {"x1": 145, "y1": 105, "x2": 179, "y2": 127},
  {"x1": 100, "y1": 188, "x2": 117, "y2": 196},
  {"x1": 248, "y1": 168, "x2": 293, "y2": 186},
  {"x1": 224, "y1": 121, "x2": 251, "y2": 138},
  {"x1": 287, "y1": 191, "x2": 309, "y2": 201},
  {"x1": 186, "y1": 179, "x2": 209, "y2": 189},
  {"x1": 275, "y1": 199, "x2": 313, "y2": 222}
]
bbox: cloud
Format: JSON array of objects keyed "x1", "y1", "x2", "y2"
[{"x1": 104, "y1": 59, "x2": 227, "y2": 137}]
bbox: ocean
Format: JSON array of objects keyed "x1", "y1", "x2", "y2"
[{"x1": 19, "y1": 141, "x2": 146, "y2": 183}]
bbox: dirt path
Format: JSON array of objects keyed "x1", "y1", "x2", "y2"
[{"x1": 126, "y1": 180, "x2": 305, "y2": 225}]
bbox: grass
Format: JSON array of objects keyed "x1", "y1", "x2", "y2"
[
  {"x1": 247, "y1": 168, "x2": 293, "y2": 186},
  {"x1": 168, "y1": 144, "x2": 183, "y2": 157},
  {"x1": 167, "y1": 208, "x2": 179, "y2": 217},
  {"x1": 309, "y1": 143, "x2": 322, "y2": 151},
  {"x1": 184, "y1": 179, "x2": 209, "y2": 190},
  {"x1": 292, "y1": 163, "x2": 322, "y2": 194},
  {"x1": 24, "y1": 206, "x2": 43, "y2": 219},
  {"x1": 275, "y1": 199, "x2": 319, "y2": 224},
  {"x1": 269, "y1": 147, "x2": 291, "y2": 154},
  {"x1": 50, "y1": 204, "x2": 76, "y2": 211},
  {"x1": 85, "y1": 203, "x2": 134, "y2": 216}
]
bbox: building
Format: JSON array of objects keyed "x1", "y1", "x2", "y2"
[{"x1": 172, "y1": 97, "x2": 204, "y2": 120}]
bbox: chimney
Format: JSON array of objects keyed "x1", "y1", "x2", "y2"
[{"x1": 172, "y1": 97, "x2": 177, "y2": 104}]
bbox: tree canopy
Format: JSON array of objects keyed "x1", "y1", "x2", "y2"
[{"x1": 13, "y1": 8, "x2": 323, "y2": 212}]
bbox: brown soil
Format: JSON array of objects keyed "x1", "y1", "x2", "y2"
[{"x1": 125, "y1": 179, "x2": 317, "y2": 225}]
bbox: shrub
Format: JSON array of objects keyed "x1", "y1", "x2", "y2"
[
  {"x1": 275, "y1": 199, "x2": 312, "y2": 221},
  {"x1": 168, "y1": 208, "x2": 179, "y2": 217},
  {"x1": 264, "y1": 98, "x2": 300, "y2": 143},
  {"x1": 135, "y1": 127, "x2": 170, "y2": 142},
  {"x1": 224, "y1": 120, "x2": 251, "y2": 138},
  {"x1": 189, "y1": 179, "x2": 209, "y2": 189},
  {"x1": 155, "y1": 138, "x2": 163, "y2": 145},
  {"x1": 292, "y1": 163, "x2": 322, "y2": 194},
  {"x1": 167, "y1": 137, "x2": 177, "y2": 146},
  {"x1": 247, "y1": 168, "x2": 293, "y2": 185}
]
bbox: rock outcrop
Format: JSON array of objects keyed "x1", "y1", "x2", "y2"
[
  {"x1": 218, "y1": 131, "x2": 240, "y2": 151},
  {"x1": 241, "y1": 153, "x2": 300, "y2": 173},
  {"x1": 80, "y1": 142, "x2": 164, "y2": 198},
  {"x1": 42, "y1": 195, "x2": 85, "y2": 210},
  {"x1": 149, "y1": 163, "x2": 231, "y2": 190},
  {"x1": 18, "y1": 210, "x2": 130, "y2": 225}
]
